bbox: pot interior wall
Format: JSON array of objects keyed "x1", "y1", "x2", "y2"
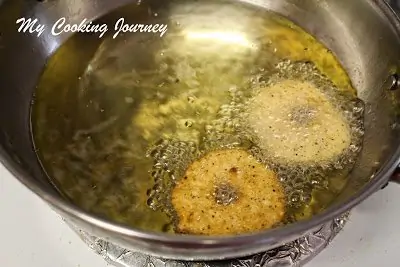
[{"x1": 1, "y1": 0, "x2": 400, "y2": 230}]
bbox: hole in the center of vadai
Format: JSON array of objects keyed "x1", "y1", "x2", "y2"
[
  {"x1": 214, "y1": 182, "x2": 239, "y2": 206},
  {"x1": 289, "y1": 105, "x2": 317, "y2": 125}
]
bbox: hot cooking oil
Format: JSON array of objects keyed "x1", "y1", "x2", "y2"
[{"x1": 31, "y1": 0, "x2": 364, "y2": 233}]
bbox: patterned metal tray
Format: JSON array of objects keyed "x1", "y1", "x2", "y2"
[{"x1": 68, "y1": 212, "x2": 349, "y2": 267}]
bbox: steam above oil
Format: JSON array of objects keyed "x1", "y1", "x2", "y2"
[{"x1": 31, "y1": 0, "x2": 364, "y2": 232}]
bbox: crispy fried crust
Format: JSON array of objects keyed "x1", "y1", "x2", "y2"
[
  {"x1": 247, "y1": 80, "x2": 351, "y2": 165},
  {"x1": 171, "y1": 149, "x2": 286, "y2": 236}
]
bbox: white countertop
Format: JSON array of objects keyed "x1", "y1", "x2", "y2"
[{"x1": 1, "y1": 164, "x2": 399, "y2": 267}]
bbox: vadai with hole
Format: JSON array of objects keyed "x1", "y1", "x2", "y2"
[
  {"x1": 171, "y1": 149, "x2": 286, "y2": 235},
  {"x1": 246, "y1": 79, "x2": 351, "y2": 165}
]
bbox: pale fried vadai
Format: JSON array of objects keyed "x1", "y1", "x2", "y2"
[
  {"x1": 247, "y1": 79, "x2": 351, "y2": 165},
  {"x1": 171, "y1": 149, "x2": 286, "y2": 235}
]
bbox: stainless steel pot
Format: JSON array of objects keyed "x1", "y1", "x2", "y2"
[{"x1": 1, "y1": 0, "x2": 400, "y2": 261}]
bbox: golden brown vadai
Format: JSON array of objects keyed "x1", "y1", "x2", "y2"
[
  {"x1": 246, "y1": 79, "x2": 351, "y2": 165},
  {"x1": 171, "y1": 149, "x2": 286, "y2": 235}
]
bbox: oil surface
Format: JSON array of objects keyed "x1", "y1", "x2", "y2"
[{"x1": 31, "y1": 0, "x2": 364, "y2": 233}]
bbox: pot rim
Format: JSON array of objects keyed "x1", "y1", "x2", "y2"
[{"x1": 1, "y1": 0, "x2": 399, "y2": 257}]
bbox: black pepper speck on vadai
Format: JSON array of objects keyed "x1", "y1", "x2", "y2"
[{"x1": 171, "y1": 149, "x2": 286, "y2": 235}]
